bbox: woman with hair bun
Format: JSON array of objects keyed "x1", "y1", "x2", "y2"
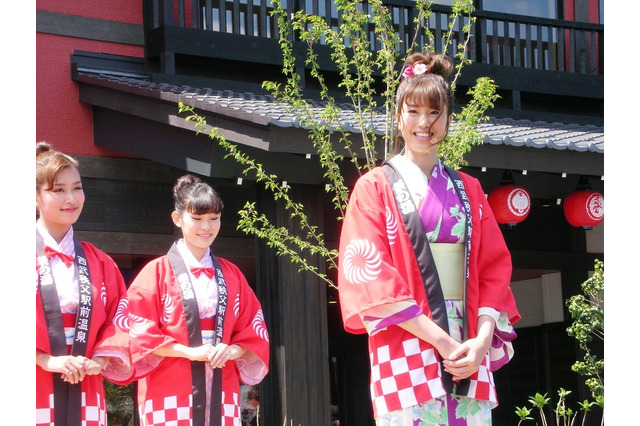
[
  {"x1": 337, "y1": 52, "x2": 521, "y2": 424},
  {"x1": 35, "y1": 141, "x2": 133, "y2": 425},
  {"x1": 127, "y1": 174, "x2": 270, "y2": 425}
]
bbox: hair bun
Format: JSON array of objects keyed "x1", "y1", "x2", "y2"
[
  {"x1": 173, "y1": 174, "x2": 203, "y2": 198},
  {"x1": 172, "y1": 174, "x2": 224, "y2": 215},
  {"x1": 36, "y1": 141, "x2": 54, "y2": 157},
  {"x1": 405, "y1": 52, "x2": 453, "y2": 80}
]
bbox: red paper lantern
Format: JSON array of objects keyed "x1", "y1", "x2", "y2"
[
  {"x1": 563, "y1": 190, "x2": 604, "y2": 229},
  {"x1": 488, "y1": 184, "x2": 531, "y2": 226}
]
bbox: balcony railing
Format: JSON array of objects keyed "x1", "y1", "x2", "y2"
[{"x1": 144, "y1": 0, "x2": 603, "y2": 76}]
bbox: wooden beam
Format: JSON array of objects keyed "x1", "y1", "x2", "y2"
[
  {"x1": 76, "y1": 155, "x2": 180, "y2": 182},
  {"x1": 90, "y1": 107, "x2": 331, "y2": 184},
  {"x1": 459, "y1": 63, "x2": 603, "y2": 99},
  {"x1": 37, "y1": 10, "x2": 143, "y2": 46},
  {"x1": 464, "y1": 143, "x2": 603, "y2": 176},
  {"x1": 74, "y1": 231, "x2": 174, "y2": 256},
  {"x1": 75, "y1": 231, "x2": 256, "y2": 258}
]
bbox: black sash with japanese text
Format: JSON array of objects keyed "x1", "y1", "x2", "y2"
[
  {"x1": 167, "y1": 242, "x2": 228, "y2": 426},
  {"x1": 36, "y1": 229, "x2": 93, "y2": 426},
  {"x1": 443, "y1": 165, "x2": 472, "y2": 343},
  {"x1": 382, "y1": 162, "x2": 472, "y2": 395}
]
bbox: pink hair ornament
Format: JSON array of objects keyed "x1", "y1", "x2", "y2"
[{"x1": 402, "y1": 63, "x2": 429, "y2": 79}]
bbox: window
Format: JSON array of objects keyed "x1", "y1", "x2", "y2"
[
  {"x1": 481, "y1": 0, "x2": 558, "y2": 19},
  {"x1": 599, "y1": 0, "x2": 603, "y2": 24}
]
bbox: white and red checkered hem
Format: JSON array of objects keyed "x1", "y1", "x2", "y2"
[
  {"x1": 138, "y1": 391, "x2": 241, "y2": 425},
  {"x1": 369, "y1": 336, "x2": 500, "y2": 418},
  {"x1": 35, "y1": 391, "x2": 107, "y2": 426},
  {"x1": 369, "y1": 337, "x2": 446, "y2": 418}
]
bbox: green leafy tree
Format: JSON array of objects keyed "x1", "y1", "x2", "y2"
[
  {"x1": 179, "y1": 0, "x2": 499, "y2": 288},
  {"x1": 515, "y1": 260, "x2": 604, "y2": 426},
  {"x1": 566, "y1": 259, "x2": 604, "y2": 400},
  {"x1": 515, "y1": 389, "x2": 602, "y2": 426}
]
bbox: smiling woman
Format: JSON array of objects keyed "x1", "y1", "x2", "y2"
[
  {"x1": 36, "y1": 163, "x2": 86, "y2": 241},
  {"x1": 397, "y1": 100, "x2": 451, "y2": 164},
  {"x1": 393, "y1": 52, "x2": 454, "y2": 176},
  {"x1": 35, "y1": 142, "x2": 133, "y2": 426},
  {"x1": 126, "y1": 173, "x2": 270, "y2": 426},
  {"x1": 170, "y1": 176, "x2": 223, "y2": 261},
  {"x1": 337, "y1": 51, "x2": 520, "y2": 425}
]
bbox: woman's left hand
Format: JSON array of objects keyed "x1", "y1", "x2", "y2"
[
  {"x1": 208, "y1": 344, "x2": 245, "y2": 369},
  {"x1": 442, "y1": 337, "x2": 489, "y2": 381},
  {"x1": 442, "y1": 315, "x2": 495, "y2": 381},
  {"x1": 83, "y1": 356, "x2": 109, "y2": 376}
]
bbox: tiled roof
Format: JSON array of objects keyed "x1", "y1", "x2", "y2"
[
  {"x1": 477, "y1": 118, "x2": 603, "y2": 153},
  {"x1": 77, "y1": 71, "x2": 605, "y2": 154}
]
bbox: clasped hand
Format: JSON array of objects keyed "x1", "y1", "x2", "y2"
[
  {"x1": 48, "y1": 355, "x2": 108, "y2": 384},
  {"x1": 442, "y1": 337, "x2": 488, "y2": 381},
  {"x1": 191, "y1": 343, "x2": 240, "y2": 369}
]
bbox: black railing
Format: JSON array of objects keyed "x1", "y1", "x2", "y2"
[{"x1": 144, "y1": 0, "x2": 603, "y2": 76}]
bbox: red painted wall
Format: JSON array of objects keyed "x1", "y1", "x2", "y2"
[
  {"x1": 588, "y1": 0, "x2": 600, "y2": 24},
  {"x1": 562, "y1": 0, "x2": 601, "y2": 73},
  {"x1": 36, "y1": 0, "x2": 142, "y2": 25},
  {"x1": 36, "y1": 1, "x2": 144, "y2": 157},
  {"x1": 563, "y1": 0, "x2": 601, "y2": 23}
]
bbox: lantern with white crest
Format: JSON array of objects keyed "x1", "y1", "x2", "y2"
[
  {"x1": 563, "y1": 176, "x2": 604, "y2": 229},
  {"x1": 487, "y1": 170, "x2": 531, "y2": 227}
]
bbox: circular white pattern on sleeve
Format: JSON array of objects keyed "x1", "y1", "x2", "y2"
[
  {"x1": 234, "y1": 294, "x2": 241, "y2": 318},
  {"x1": 252, "y1": 310, "x2": 269, "y2": 342},
  {"x1": 128, "y1": 314, "x2": 152, "y2": 337},
  {"x1": 385, "y1": 207, "x2": 398, "y2": 245},
  {"x1": 100, "y1": 285, "x2": 108, "y2": 306},
  {"x1": 160, "y1": 292, "x2": 175, "y2": 325},
  {"x1": 113, "y1": 298, "x2": 130, "y2": 331},
  {"x1": 342, "y1": 239, "x2": 382, "y2": 284}
]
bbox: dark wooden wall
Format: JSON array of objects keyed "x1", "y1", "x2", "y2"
[{"x1": 258, "y1": 184, "x2": 332, "y2": 425}]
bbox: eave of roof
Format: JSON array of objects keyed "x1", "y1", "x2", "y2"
[
  {"x1": 478, "y1": 118, "x2": 603, "y2": 153},
  {"x1": 74, "y1": 68, "x2": 604, "y2": 156}
]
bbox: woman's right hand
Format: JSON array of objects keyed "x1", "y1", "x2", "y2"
[
  {"x1": 36, "y1": 351, "x2": 88, "y2": 384},
  {"x1": 187, "y1": 343, "x2": 215, "y2": 362},
  {"x1": 435, "y1": 337, "x2": 462, "y2": 361},
  {"x1": 397, "y1": 314, "x2": 461, "y2": 360},
  {"x1": 153, "y1": 342, "x2": 215, "y2": 362}
]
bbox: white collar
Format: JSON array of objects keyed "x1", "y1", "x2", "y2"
[
  {"x1": 36, "y1": 220, "x2": 75, "y2": 255},
  {"x1": 176, "y1": 239, "x2": 213, "y2": 268}
]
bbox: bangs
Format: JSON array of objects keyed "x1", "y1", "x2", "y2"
[
  {"x1": 396, "y1": 74, "x2": 451, "y2": 116},
  {"x1": 405, "y1": 78, "x2": 446, "y2": 110},
  {"x1": 40, "y1": 163, "x2": 79, "y2": 192},
  {"x1": 185, "y1": 186, "x2": 224, "y2": 215}
]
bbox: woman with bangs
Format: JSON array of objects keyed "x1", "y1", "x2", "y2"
[
  {"x1": 337, "y1": 52, "x2": 520, "y2": 425},
  {"x1": 127, "y1": 174, "x2": 269, "y2": 425},
  {"x1": 35, "y1": 142, "x2": 133, "y2": 425}
]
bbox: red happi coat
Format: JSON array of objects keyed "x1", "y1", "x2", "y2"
[
  {"x1": 36, "y1": 242, "x2": 133, "y2": 426},
  {"x1": 128, "y1": 255, "x2": 270, "y2": 426},
  {"x1": 338, "y1": 166, "x2": 520, "y2": 417}
]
